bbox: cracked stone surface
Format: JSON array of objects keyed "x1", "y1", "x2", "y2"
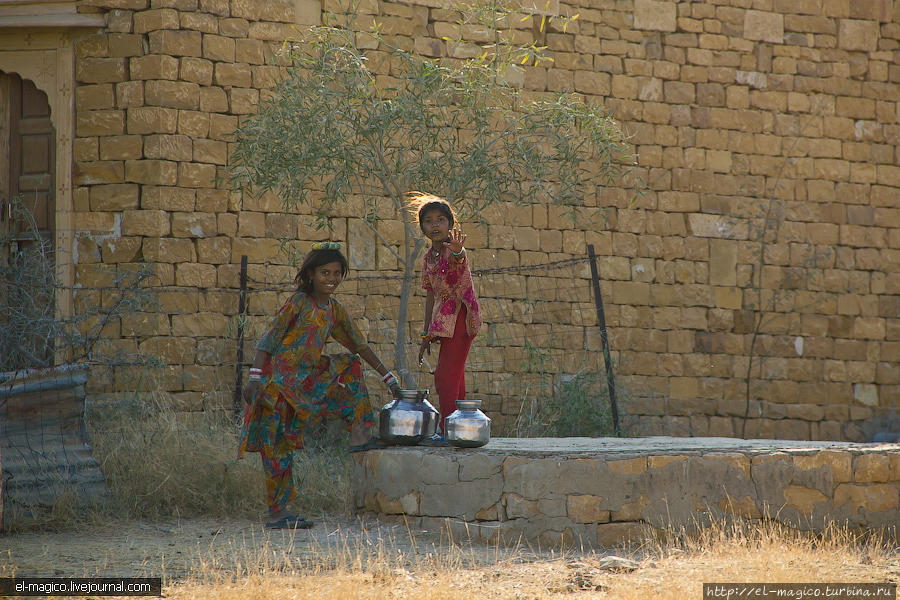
[{"x1": 352, "y1": 437, "x2": 900, "y2": 548}]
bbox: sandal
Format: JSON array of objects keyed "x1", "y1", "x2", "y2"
[
  {"x1": 265, "y1": 514, "x2": 314, "y2": 529},
  {"x1": 349, "y1": 436, "x2": 387, "y2": 453}
]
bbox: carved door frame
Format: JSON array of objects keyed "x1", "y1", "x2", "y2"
[{"x1": 0, "y1": 24, "x2": 101, "y2": 335}]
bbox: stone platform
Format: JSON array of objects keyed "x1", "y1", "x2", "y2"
[{"x1": 351, "y1": 437, "x2": 900, "y2": 548}]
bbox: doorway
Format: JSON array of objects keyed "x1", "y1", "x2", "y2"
[{"x1": 0, "y1": 71, "x2": 57, "y2": 370}]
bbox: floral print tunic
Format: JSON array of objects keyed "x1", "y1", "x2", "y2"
[
  {"x1": 238, "y1": 292, "x2": 374, "y2": 459},
  {"x1": 422, "y1": 245, "x2": 482, "y2": 339}
]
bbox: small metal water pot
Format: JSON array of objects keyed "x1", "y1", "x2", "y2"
[
  {"x1": 378, "y1": 389, "x2": 440, "y2": 445},
  {"x1": 445, "y1": 398, "x2": 491, "y2": 448}
]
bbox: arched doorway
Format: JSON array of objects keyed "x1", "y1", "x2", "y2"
[{"x1": 0, "y1": 71, "x2": 57, "y2": 370}]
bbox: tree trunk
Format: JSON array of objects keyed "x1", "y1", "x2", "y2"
[{"x1": 395, "y1": 226, "x2": 423, "y2": 389}]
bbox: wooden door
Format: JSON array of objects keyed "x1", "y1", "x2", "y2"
[{"x1": 0, "y1": 71, "x2": 57, "y2": 370}]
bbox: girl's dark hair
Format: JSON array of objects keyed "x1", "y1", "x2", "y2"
[
  {"x1": 294, "y1": 248, "x2": 349, "y2": 293},
  {"x1": 408, "y1": 191, "x2": 456, "y2": 232}
]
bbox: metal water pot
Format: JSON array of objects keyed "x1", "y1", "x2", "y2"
[
  {"x1": 445, "y1": 398, "x2": 491, "y2": 448},
  {"x1": 378, "y1": 389, "x2": 440, "y2": 445}
]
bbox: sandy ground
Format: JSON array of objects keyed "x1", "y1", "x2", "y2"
[{"x1": 0, "y1": 514, "x2": 568, "y2": 580}]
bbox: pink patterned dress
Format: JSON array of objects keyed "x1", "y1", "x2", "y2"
[{"x1": 421, "y1": 246, "x2": 482, "y2": 340}]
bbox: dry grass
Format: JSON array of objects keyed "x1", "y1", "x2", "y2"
[
  {"x1": 4, "y1": 390, "x2": 351, "y2": 530},
  {"x1": 159, "y1": 518, "x2": 898, "y2": 600},
  {"x1": 85, "y1": 391, "x2": 360, "y2": 521}
]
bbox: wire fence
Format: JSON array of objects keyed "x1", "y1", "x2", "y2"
[{"x1": 0, "y1": 249, "x2": 621, "y2": 526}]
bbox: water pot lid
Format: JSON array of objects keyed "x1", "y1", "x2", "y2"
[
  {"x1": 398, "y1": 388, "x2": 429, "y2": 400},
  {"x1": 456, "y1": 399, "x2": 481, "y2": 409}
]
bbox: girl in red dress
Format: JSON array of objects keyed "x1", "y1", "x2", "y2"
[{"x1": 412, "y1": 193, "x2": 483, "y2": 443}]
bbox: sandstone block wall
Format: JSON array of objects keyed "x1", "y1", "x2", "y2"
[
  {"x1": 352, "y1": 439, "x2": 900, "y2": 548},
  {"x1": 67, "y1": 0, "x2": 900, "y2": 440}
]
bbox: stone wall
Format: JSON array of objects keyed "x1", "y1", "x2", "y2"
[
  {"x1": 352, "y1": 438, "x2": 900, "y2": 548},
  {"x1": 67, "y1": 0, "x2": 900, "y2": 439}
]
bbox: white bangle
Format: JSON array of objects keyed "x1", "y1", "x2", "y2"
[{"x1": 248, "y1": 374, "x2": 262, "y2": 382}]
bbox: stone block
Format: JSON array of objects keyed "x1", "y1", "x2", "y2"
[
  {"x1": 574, "y1": 70, "x2": 611, "y2": 95},
  {"x1": 77, "y1": 110, "x2": 125, "y2": 136},
  {"x1": 219, "y1": 17, "x2": 249, "y2": 36},
  {"x1": 99, "y1": 237, "x2": 142, "y2": 263},
  {"x1": 100, "y1": 135, "x2": 143, "y2": 160},
  {"x1": 853, "y1": 454, "x2": 891, "y2": 482},
  {"x1": 131, "y1": 55, "x2": 179, "y2": 81},
  {"x1": 74, "y1": 161, "x2": 125, "y2": 185},
  {"x1": 203, "y1": 34, "x2": 235, "y2": 62},
  {"x1": 231, "y1": 237, "x2": 280, "y2": 263},
  {"x1": 215, "y1": 62, "x2": 252, "y2": 87},
  {"x1": 709, "y1": 239, "x2": 737, "y2": 286},
  {"x1": 75, "y1": 33, "x2": 109, "y2": 58},
  {"x1": 177, "y1": 110, "x2": 210, "y2": 137},
  {"x1": 596, "y1": 522, "x2": 652, "y2": 547},
  {"x1": 133, "y1": 8, "x2": 180, "y2": 33},
  {"x1": 172, "y1": 211, "x2": 217, "y2": 237},
  {"x1": 116, "y1": 81, "x2": 145, "y2": 108},
  {"x1": 744, "y1": 10, "x2": 784, "y2": 43},
  {"x1": 142, "y1": 186, "x2": 195, "y2": 211},
  {"x1": 145, "y1": 80, "x2": 200, "y2": 110},
  {"x1": 193, "y1": 139, "x2": 228, "y2": 164},
  {"x1": 77, "y1": 58, "x2": 128, "y2": 83},
  {"x1": 125, "y1": 159, "x2": 178, "y2": 185},
  {"x1": 228, "y1": 88, "x2": 259, "y2": 114},
  {"x1": 838, "y1": 19, "x2": 879, "y2": 51},
  {"x1": 231, "y1": 0, "x2": 294, "y2": 21},
  {"x1": 148, "y1": 30, "x2": 203, "y2": 57},
  {"x1": 179, "y1": 57, "x2": 214, "y2": 85},
  {"x1": 176, "y1": 262, "x2": 217, "y2": 287},
  {"x1": 180, "y1": 10, "x2": 218, "y2": 32},
  {"x1": 127, "y1": 106, "x2": 179, "y2": 134},
  {"x1": 235, "y1": 38, "x2": 266, "y2": 64},
  {"x1": 108, "y1": 33, "x2": 145, "y2": 57},
  {"x1": 687, "y1": 214, "x2": 749, "y2": 240},
  {"x1": 76, "y1": 84, "x2": 116, "y2": 110},
  {"x1": 74, "y1": 138, "x2": 98, "y2": 162},
  {"x1": 633, "y1": 0, "x2": 676, "y2": 32},
  {"x1": 833, "y1": 483, "x2": 898, "y2": 513},
  {"x1": 177, "y1": 162, "x2": 216, "y2": 188},
  {"x1": 90, "y1": 183, "x2": 140, "y2": 211},
  {"x1": 196, "y1": 237, "x2": 231, "y2": 263},
  {"x1": 122, "y1": 209, "x2": 171, "y2": 236},
  {"x1": 209, "y1": 114, "x2": 238, "y2": 141},
  {"x1": 144, "y1": 134, "x2": 193, "y2": 161},
  {"x1": 142, "y1": 237, "x2": 195, "y2": 263},
  {"x1": 200, "y1": 86, "x2": 229, "y2": 113}
]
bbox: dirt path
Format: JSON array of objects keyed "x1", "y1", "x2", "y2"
[{"x1": 0, "y1": 514, "x2": 548, "y2": 579}]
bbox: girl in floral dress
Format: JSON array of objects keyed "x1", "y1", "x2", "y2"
[
  {"x1": 413, "y1": 193, "x2": 483, "y2": 443},
  {"x1": 240, "y1": 242, "x2": 399, "y2": 529}
]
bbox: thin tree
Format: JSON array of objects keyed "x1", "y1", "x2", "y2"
[{"x1": 229, "y1": 7, "x2": 635, "y2": 386}]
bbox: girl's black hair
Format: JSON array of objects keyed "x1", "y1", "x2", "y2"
[
  {"x1": 294, "y1": 248, "x2": 349, "y2": 293},
  {"x1": 409, "y1": 192, "x2": 456, "y2": 232}
]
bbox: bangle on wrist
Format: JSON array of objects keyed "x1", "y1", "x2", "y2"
[
  {"x1": 450, "y1": 248, "x2": 465, "y2": 257},
  {"x1": 248, "y1": 374, "x2": 262, "y2": 382}
]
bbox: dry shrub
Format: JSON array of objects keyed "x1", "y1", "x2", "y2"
[{"x1": 86, "y1": 390, "x2": 356, "y2": 520}]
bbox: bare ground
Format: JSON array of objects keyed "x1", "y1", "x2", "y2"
[{"x1": 1, "y1": 515, "x2": 898, "y2": 600}]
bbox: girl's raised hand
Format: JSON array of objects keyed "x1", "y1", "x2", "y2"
[{"x1": 443, "y1": 227, "x2": 466, "y2": 254}]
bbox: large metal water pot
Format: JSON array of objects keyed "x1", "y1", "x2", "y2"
[
  {"x1": 445, "y1": 398, "x2": 491, "y2": 448},
  {"x1": 378, "y1": 389, "x2": 440, "y2": 445}
]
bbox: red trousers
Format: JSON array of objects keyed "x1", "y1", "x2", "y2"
[{"x1": 434, "y1": 308, "x2": 474, "y2": 430}]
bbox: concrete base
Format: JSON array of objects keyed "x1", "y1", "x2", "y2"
[{"x1": 351, "y1": 437, "x2": 900, "y2": 548}]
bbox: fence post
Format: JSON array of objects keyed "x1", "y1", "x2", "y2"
[
  {"x1": 587, "y1": 244, "x2": 621, "y2": 436},
  {"x1": 233, "y1": 254, "x2": 248, "y2": 419}
]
